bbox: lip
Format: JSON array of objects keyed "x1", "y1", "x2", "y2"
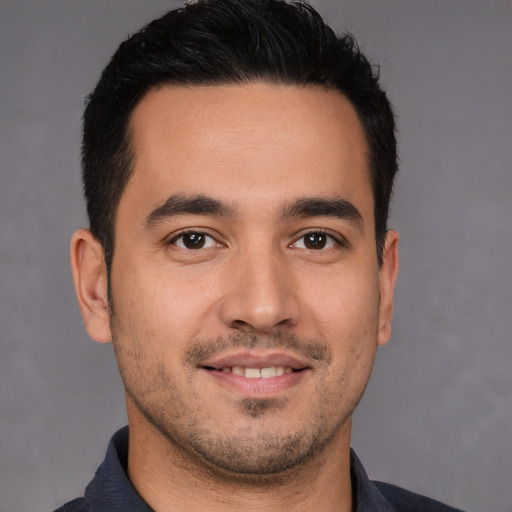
[
  {"x1": 199, "y1": 351, "x2": 311, "y2": 397},
  {"x1": 201, "y1": 351, "x2": 310, "y2": 371}
]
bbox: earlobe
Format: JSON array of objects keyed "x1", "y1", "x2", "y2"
[
  {"x1": 377, "y1": 230, "x2": 400, "y2": 347},
  {"x1": 70, "y1": 229, "x2": 112, "y2": 343}
]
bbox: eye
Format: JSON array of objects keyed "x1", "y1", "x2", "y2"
[
  {"x1": 291, "y1": 232, "x2": 338, "y2": 250},
  {"x1": 170, "y1": 231, "x2": 220, "y2": 250}
]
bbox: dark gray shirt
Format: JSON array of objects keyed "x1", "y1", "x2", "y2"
[{"x1": 54, "y1": 427, "x2": 464, "y2": 512}]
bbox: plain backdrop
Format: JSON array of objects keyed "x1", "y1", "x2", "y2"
[{"x1": 0, "y1": 1, "x2": 511, "y2": 511}]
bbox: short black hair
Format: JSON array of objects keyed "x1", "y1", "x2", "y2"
[{"x1": 82, "y1": 0, "x2": 397, "y2": 270}]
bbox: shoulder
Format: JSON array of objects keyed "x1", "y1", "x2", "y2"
[
  {"x1": 52, "y1": 497, "x2": 86, "y2": 512},
  {"x1": 375, "y1": 481, "x2": 465, "y2": 512}
]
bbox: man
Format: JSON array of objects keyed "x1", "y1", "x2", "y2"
[{"x1": 57, "y1": 1, "x2": 463, "y2": 510}]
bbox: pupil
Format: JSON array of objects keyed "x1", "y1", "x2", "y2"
[
  {"x1": 305, "y1": 233, "x2": 326, "y2": 249},
  {"x1": 184, "y1": 233, "x2": 204, "y2": 249}
]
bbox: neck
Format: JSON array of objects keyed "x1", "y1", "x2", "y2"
[{"x1": 126, "y1": 404, "x2": 354, "y2": 512}]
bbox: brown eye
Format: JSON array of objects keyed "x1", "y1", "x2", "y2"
[
  {"x1": 304, "y1": 232, "x2": 327, "y2": 250},
  {"x1": 172, "y1": 232, "x2": 218, "y2": 250},
  {"x1": 182, "y1": 233, "x2": 205, "y2": 249},
  {"x1": 291, "y1": 231, "x2": 338, "y2": 251}
]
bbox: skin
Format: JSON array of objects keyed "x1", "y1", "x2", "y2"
[{"x1": 71, "y1": 83, "x2": 399, "y2": 512}]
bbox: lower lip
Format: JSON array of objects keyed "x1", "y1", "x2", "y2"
[{"x1": 203, "y1": 369, "x2": 308, "y2": 396}]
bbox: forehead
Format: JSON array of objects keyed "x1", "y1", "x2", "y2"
[{"x1": 123, "y1": 83, "x2": 372, "y2": 221}]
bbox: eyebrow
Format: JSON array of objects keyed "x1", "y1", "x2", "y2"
[
  {"x1": 145, "y1": 193, "x2": 363, "y2": 230},
  {"x1": 145, "y1": 194, "x2": 234, "y2": 228},
  {"x1": 281, "y1": 197, "x2": 364, "y2": 228}
]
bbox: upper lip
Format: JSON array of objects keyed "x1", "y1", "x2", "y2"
[{"x1": 201, "y1": 351, "x2": 310, "y2": 371}]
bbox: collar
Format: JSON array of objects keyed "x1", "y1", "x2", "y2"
[
  {"x1": 84, "y1": 427, "x2": 152, "y2": 511},
  {"x1": 350, "y1": 449, "x2": 395, "y2": 512}
]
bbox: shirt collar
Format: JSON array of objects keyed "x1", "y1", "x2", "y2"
[
  {"x1": 350, "y1": 449, "x2": 396, "y2": 512},
  {"x1": 84, "y1": 427, "x2": 152, "y2": 511}
]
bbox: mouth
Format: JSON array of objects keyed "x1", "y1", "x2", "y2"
[
  {"x1": 199, "y1": 353, "x2": 311, "y2": 396},
  {"x1": 203, "y1": 365, "x2": 302, "y2": 379}
]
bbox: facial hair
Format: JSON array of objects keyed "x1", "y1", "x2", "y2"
[{"x1": 112, "y1": 324, "x2": 363, "y2": 479}]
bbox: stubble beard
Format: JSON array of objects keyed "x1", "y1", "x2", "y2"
[
  {"x1": 125, "y1": 380, "x2": 351, "y2": 481},
  {"x1": 112, "y1": 321, "x2": 364, "y2": 481}
]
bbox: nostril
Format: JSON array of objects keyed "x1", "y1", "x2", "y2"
[{"x1": 228, "y1": 320, "x2": 256, "y2": 332}]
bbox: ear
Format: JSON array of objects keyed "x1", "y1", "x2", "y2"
[
  {"x1": 377, "y1": 229, "x2": 400, "y2": 347},
  {"x1": 70, "y1": 229, "x2": 112, "y2": 343}
]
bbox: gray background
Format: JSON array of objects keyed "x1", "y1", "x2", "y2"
[{"x1": 0, "y1": 1, "x2": 510, "y2": 511}]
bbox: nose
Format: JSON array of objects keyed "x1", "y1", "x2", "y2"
[{"x1": 219, "y1": 246, "x2": 300, "y2": 333}]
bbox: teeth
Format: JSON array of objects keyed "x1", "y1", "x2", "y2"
[
  {"x1": 260, "y1": 366, "x2": 276, "y2": 378},
  {"x1": 226, "y1": 366, "x2": 292, "y2": 378},
  {"x1": 244, "y1": 368, "x2": 260, "y2": 379},
  {"x1": 232, "y1": 366, "x2": 245, "y2": 377}
]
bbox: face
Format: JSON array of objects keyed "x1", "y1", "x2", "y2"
[{"x1": 83, "y1": 84, "x2": 398, "y2": 476}]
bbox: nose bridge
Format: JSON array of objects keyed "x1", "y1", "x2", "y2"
[{"x1": 220, "y1": 239, "x2": 298, "y2": 332}]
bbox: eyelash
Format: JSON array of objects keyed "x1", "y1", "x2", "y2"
[
  {"x1": 168, "y1": 230, "x2": 221, "y2": 250},
  {"x1": 290, "y1": 230, "x2": 347, "y2": 250},
  {"x1": 168, "y1": 229, "x2": 347, "y2": 251}
]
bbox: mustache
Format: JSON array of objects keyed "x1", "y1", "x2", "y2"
[{"x1": 184, "y1": 331, "x2": 332, "y2": 366}]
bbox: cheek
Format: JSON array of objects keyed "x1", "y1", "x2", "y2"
[
  {"x1": 304, "y1": 266, "x2": 380, "y2": 339},
  {"x1": 110, "y1": 255, "x2": 221, "y2": 349},
  {"x1": 304, "y1": 267, "x2": 380, "y2": 391}
]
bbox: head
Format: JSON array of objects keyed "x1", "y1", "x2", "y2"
[
  {"x1": 72, "y1": 0, "x2": 400, "y2": 483},
  {"x1": 82, "y1": 0, "x2": 397, "y2": 274}
]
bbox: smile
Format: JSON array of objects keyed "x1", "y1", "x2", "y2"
[
  {"x1": 201, "y1": 360, "x2": 308, "y2": 396},
  {"x1": 214, "y1": 366, "x2": 295, "y2": 378},
  {"x1": 199, "y1": 352, "x2": 311, "y2": 395}
]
